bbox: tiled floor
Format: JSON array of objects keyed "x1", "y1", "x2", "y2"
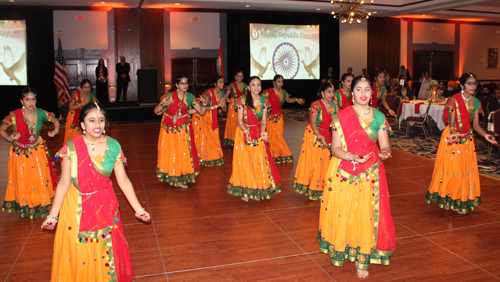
[{"x1": 1, "y1": 118, "x2": 500, "y2": 282}]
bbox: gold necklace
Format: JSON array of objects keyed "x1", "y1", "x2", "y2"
[
  {"x1": 353, "y1": 105, "x2": 371, "y2": 117},
  {"x1": 83, "y1": 134, "x2": 103, "y2": 151}
]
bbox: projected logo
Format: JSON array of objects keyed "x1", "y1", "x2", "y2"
[
  {"x1": 273, "y1": 43, "x2": 300, "y2": 80},
  {"x1": 251, "y1": 29, "x2": 259, "y2": 40}
]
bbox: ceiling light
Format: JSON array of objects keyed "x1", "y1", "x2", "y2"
[
  {"x1": 330, "y1": 0, "x2": 376, "y2": 24},
  {"x1": 175, "y1": 3, "x2": 180, "y2": 5},
  {"x1": 9, "y1": 0, "x2": 15, "y2": 2},
  {"x1": 316, "y1": 8, "x2": 321, "y2": 10},
  {"x1": 245, "y1": 5, "x2": 250, "y2": 7},
  {"x1": 422, "y1": 15, "x2": 426, "y2": 16}
]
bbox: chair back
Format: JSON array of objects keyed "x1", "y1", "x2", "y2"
[
  {"x1": 391, "y1": 96, "x2": 402, "y2": 116},
  {"x1": 422, "y1": 101, "x2": 433, "y2": 122},
  {"x1": 493, "y1": 109, "x2": 500, "y2": 136},
  {"x1": 385, "y1": 94, "x2": 396, "y2": 109}
]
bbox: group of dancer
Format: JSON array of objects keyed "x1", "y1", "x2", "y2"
[{"x1": 0, "y1": 70, "x2": 497, "y2": 280}]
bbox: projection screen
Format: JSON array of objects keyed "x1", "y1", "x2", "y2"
[
  {"x1": 0, "y1": 20, "x2": 27, "y2": 86},
  {"x1": 249, "y1": 23, "x2": 319, "y2": 80}
]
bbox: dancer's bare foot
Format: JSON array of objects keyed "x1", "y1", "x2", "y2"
[
  {"x1": 444, "y1": 205, "x2": 450, "y2": 210},
  {"x1": 355, "y1": 262, "x2": 369, "y2": 279},
  {"x1": 241, "y1": 197, "x2": 249, "y2": 202},
  {"x1": 176, "y1": 184, "x2": 188, "y2": 189},
  {"x1": 253, "y1": 198, "x2": 260, "y2": 201},
  {"x1": 454, "y1": 209, "x2": 466, "y2": 215}
]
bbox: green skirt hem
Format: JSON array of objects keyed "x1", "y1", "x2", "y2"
[
  {"x1": 425, "y1": 191, "x2": 480, "y2": 213},
  {"x1": 2, "y1": 200, "x2": 53, "y2": 219},
  {"x1": 227, "y1": 183, "x2": 282, "y2": 200},
  {"x1": 200, "y1": 157, "x2": 225, "y2": 167},
  {"x1": 156, "y1": 168, "x2": 200, "y2": 185},
  {"x1": 293, "y1": 179, "x2": 323, "y2": 200},
  {"x1": 274, "y1": 155, "x2": 294, "y2": 164},
  {"x1": 223, "y1": 139, "x2": 234, "y2": 146}
]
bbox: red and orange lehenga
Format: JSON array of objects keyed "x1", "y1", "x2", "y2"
[
  {"x1": 293, "y1": 100, "x2": 337, "y2": 200},
  {"x1": 52, "y1": 136, "x2": 134, "y2": 281},
  {"x1": 319, "y1": 106, "x2": 395, "y2": 270},
  {"x1": 223, "y1": 82, "x2": 247, "y2": 146},
  {"x1": 2, "y1": 108, "x2": 57, "y2": 218},
  {"x1": 157, "y1": 90, "x2": 200, "y2": 185},
  {"x1": 64, "y1": 90, "x2": 98, "y2": 141},
  {"x1": 334, "y1": 89, "x2": 352, "y2": 110},
  {"x1": 227, "y1": 96, "x2": 282, "y2": 200},
  {"x1": 191, "y1": 88, "x2": 225, "y2": 167},
  {"x1": 425, "y1": 94, "x2": 482, "y2": 213},
  {"x1": 262, "y1": 88, "x2": 293, "y2": 164}
]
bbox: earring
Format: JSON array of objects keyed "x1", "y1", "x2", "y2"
[
  {"x1": 461, "y1": 88, "x2": 464, "y2": 94},
  {"x1": 83, "y1": 129, "x2": 86, "y2": 134},
  {"x1": 22, "y1": 105, "x2": 25, "y2": 109},
  {"x1": 103, "y1": 130, "x2": 106, "y2": 135}
]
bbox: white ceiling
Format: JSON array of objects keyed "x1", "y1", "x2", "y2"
[{"x1": 4, "y1": 0, "x2": 500, "y2": 23}]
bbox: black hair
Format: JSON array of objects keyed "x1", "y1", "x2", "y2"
[
  {"x1": 79, "y1": 102, "x2": 109, "y2": 132},
  {"x1": 273, "y1": 74, "x2": 284, "y2": 82},
  {"x1": 459, "y1": 72, "x2": 477, "y2": 87},
  {"x1": 80, "y1": 79, "x2": 92, "y2": 89},
  {"x1": 352, "y1": 75, "x2": 374, "y2": 90},
  {"x1": 245, "y1": 76, "x2": 261, "y2": 110},
  {"x1": 341, "y1": 73, "x2": 354, "y2": 83},
  {"x1": 98, "y1": 58, "x2": 105, "y2": 66},
  {"x1": 173, "y1": 74, "x2": 190, "y2": 91},
  {"x1": 319, "y1": 82, "x2": 334, "y2": 94},
  {"x1": 234, "y1": 70, "x2": 244, "y2": 76},
  {"x1": 213, "y1": 75, "x2": 223, "y2": 85},
  {"x1": 372, "y1": 70, "x2": 385, "y2": 79},
  {"x1": 20, "y1": 87, "x2": 37, "y2": 99}
]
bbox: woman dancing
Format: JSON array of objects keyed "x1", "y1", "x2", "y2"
[
  {"x1": 192, "y1": 75, "x2": 227, "y2": 166},
  {"x1": 426, "y1": 72, "x2": 498, "y2": 214},
  {"x1": 64, "y1": 79, "x2": 98, "y2": 141},
  {"x1": 227, "y1": 76, "x2": 281, "y2": 202},
  {"x1": 223, "y1": 70, "x2": 247, "y2": 146},
  {"x1": 371, "y1": 70, "x2": 395, "y2": 116},
  {"x1": 41, "y1": 102, "x2": 150, "y2": 282},
  {"x1": 154, "y1": 74, "x2": 208, "y2": 188},
  {"x1": 1, "y1": 87, "x2": 59, "y2": 218},
  {"x1": 319, "y1": 75, "x2": 395, "y2": 278},
  {"x1": 262, "y1": 74, "x2": 305, "y2": 163},
  {"x1": 294, "y1": 82, "x2": 338, "y2": 200},
  {"x1": 335, "y1": 73, "x2": 354, "y2": 110}
]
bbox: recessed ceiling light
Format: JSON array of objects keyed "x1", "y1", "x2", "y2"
[
  {"x1": 9, "y1": 0, "x2": 15, "y2": 2},
  {"x1": 316, "y1": 8, "x2": 321, "y2": 10},
  {"x1": 175, "y1": 3, "x2": 180, "y2": 5},
  {"x1": 101, "y1": 1, "x2": 105, "y2": 3},
  {"x1": 245, "y1": 5, "x2": 250, "y2": 8},
  {"x1": 422, "y1": 15, "x2": 426, "y2": 16}
]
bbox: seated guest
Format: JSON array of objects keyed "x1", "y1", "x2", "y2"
[
  {"x1": 396, "y1": 82, "x2": 414, "y2": 100},
  {"x1": 436, "y1": 81, "x2": 445, "y2": 100},
  {"x1": 443, "y1": 81, "x2": 457, "y2": 98},
  {"x1": 484, "y1": 88, "x2": 500, "y2": 121}
]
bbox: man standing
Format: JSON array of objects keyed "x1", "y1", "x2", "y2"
[{"x1": 116, "y1": 55, "x2": 130, "y2": 102}]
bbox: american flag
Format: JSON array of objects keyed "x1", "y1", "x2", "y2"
[{"x1": 54, "y1": 37, "x2": 70, "y2": 107}]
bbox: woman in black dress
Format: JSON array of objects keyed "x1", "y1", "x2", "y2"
[{"x1": 95, "y1": 59, "x2": 108, "y2": 103}]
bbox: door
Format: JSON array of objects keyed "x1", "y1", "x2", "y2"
[
  {"x1": 171, "y1": 57, "x2": 217, "y2": 96},
  {"x1": 413, "y1": 51, "x2": 454, "y2": 81}
]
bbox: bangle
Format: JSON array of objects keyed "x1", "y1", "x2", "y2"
[
  {"x1": 6, "y1": 135, "x2": 11, "y2": 142},
  {"x1": 55, "y1": 128, "x2": 60, "y2": 133},
  {"x1": 449, "y1": 126, "x2": 456, "y2": 131},
  {"x1": 135, "y1": 208, "x2": 146, "y2": 217},
  {"x1": 346, "y1": 152, "x2": 351, "y2": 161},
  {"x1": 46, "y1": 216, "x2": 58, "y2": 223}
]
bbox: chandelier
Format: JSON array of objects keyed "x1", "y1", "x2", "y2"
[{"x1": 330, "y1": 0, "x2": 377, "y2": 24}]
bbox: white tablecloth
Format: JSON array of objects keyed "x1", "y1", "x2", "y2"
[{"x1": 399, "y1": 101, "x2": 446, "y2": 131}]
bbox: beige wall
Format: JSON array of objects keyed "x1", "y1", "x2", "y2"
[
  {"x1": 53, "y1": 11, "x2": 108, "y2": 50},
  {"x1": 413, "y1": 22, "x2": 455, "y2": 45},
  {"x1": 460, "y1": 24, "x2": 500, "y2": 80},
  {"x1": 170, "y1": 12, "x2": 219, "y2": 50},
  {"x1": 339, "y1": 21, "x2": 367, "y2": 77}
]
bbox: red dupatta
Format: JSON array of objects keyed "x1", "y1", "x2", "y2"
[
  {"x1": 371, "y1": 83, "x2": 386, "y2": 107},
  {"x1": 266, "y1": 88, "x2": 282, "y2": 119},
  {"x1": 71, "y1": 90, "x2": 97, "y2": 128},
  {"x1": 229, "y1": 82, "x2": 245, "y2": 99},
  {"x1": 244, "y1": 104, "x2": 281, "y2": 186},
  {"x1": 309, "y1": 100, "x2": 333, "y2": 144},
  {"x1": 206, "y1": 88, "x2": 219, "y2": 130},
  {"x1": 333, "y1": 106, "x2": 396, "y2": 254},
  {"x1": 444, "y1": 93, "x2": 480, "y2": 134},
  {"x1": 337, "y1": 89, "x2": 352, "y2": 109},
  {"x1": 68, "y1": 136, "x2": 134, "y2": 281},
  {"x1": 163, "y1": 90, "x2": 190, "y2": 128}
]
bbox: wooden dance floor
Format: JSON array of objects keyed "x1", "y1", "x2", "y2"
[{"x1": 1, "y1": 118, "x2": 500, "y2": 281}]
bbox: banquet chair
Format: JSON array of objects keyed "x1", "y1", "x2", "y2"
[
  {"x1": 486, "y1": 109, "x2": 500, "y2": 161},
  {"x1": 384, "y1": 95, "x2": 402, "y2": 129},
  {"x1": 405, "y1": 100, "x2": 432, "y2": 138}
]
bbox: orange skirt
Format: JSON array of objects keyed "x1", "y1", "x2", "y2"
[
  {"x1": 156, "y1": 124, "x2": 200, "y2": 185},
  {"x1": 293, "y1": 125, "x2": 331, "y2": 200},
  {"x1": 2, "y1": 139, "x2": 55, "y2": 219},
  {"x1": 227, "y1": 127, "x2": 281, "y2": 200},
  {"x1": 51, "y1": 186, "x2": 134, "y2": 282},
  {"x1": 223, "y1": 99, "x2": 237, "y2": 146},
  {"x1": 192, "y1": 112, "x2": 225, "y2": 167},
  {"x1": 425, "y1": 126, "x2": 481, "y2": 213},
  {"x1": 267, "y1": 114, "x2": 293, "y2": 164},
  {"x1": 318, "y1": 158, "x2": 393, "y2": 269},
  {"x1": 64, "y1": 110, "x2": 81, "y2": 141}
]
